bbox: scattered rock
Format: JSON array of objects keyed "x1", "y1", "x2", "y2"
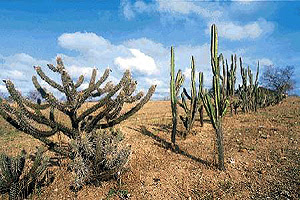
[
  {"x1": 153, "y1": 178, "x2": 160, "y2": 182},
  {"x1": 260, "y1": 134, "x2": 268, "y2": 139},
  {"x1": 229, "y1": 158, "x2": 235, "y2": 164},
  {"x1": 238, "y1": 148, "x2": 247, "y2": 153}
]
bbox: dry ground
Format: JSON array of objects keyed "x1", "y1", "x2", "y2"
[{"x1": 0, "y1": 97, "x2": 299, "y2": 199}]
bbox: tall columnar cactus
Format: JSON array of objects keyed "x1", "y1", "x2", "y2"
[
  {"x1": 170, "y1": 47, "x2": 185, "y2": 144},
  {"x1": 198, "y1": 72, "x2": 204, "y2": 127},
  {"x1": 199, "y1": 24, "x2": 228, "y2": 171},
  {"x1": 226, "y1": 55, "x2": 238, "y2": 114},
  {"x1": 178, "y1": 56, "x2": 200, "y2": 136},
  {"x1": 0, "y1": 57, "x2": 156, "y2": 157}
]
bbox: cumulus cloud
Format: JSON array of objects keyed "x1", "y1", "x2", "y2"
[
  {"x1": 145, "y1": 78, "x2": 163, "y2": 86},
  {"x1": 207, "y1": 18, "x2": 274, "y2": 40},
  {"x1": 120, "y1": 0, "x2": 222, "y2": 20},
  {"x1": 115, "y1": 49, "x2": 158, "y2": 75},
  {"x1": 259, "y1": 58, "x2": 273, "y2": 67},
  {"x1": 157, "y1": 0, "x2": 222, "y2": 18},
  {"x1": 2, "y1": 30, "x2": 275, "y2": 99},
  {"x1": 58, "y1": 32, "x2": 112, "y2": 52}
]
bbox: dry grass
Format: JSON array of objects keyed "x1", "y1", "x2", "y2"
[{"x1": 0, "y1": 97, "x2": 299, "y2": 199}]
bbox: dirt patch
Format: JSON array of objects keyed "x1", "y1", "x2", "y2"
[{"x1": 0, "y1": 97, "x2": 299, "y2": 199}]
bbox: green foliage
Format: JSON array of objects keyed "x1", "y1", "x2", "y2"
[{"x1": 0, "y1": 148, "x2": 51, "y2": 200}]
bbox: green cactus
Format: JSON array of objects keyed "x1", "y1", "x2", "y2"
[
  {"x1": 199, "y1": 24, "x2": 228, "y2": 171},
  {"x1": 69, "y1": 128, "x2": 131, "y2": 192},
  {"x1": 170, "y1": 46, "x2": 185, "y2": 144},
  {"x1": 198, "y1": 72, "x2": 204, "y2": 127},
  {"x1": 178, "y1": 56, "x2": 201, "y2": 136},
  {"x1": 226, "y1": 55, "x2": 238, "y2": 114},
  {"x1": 0, "y1": 57, "x2": 156, "y2": 158},
  {"x1": 238, "y1": 59, "x2": 259, "y2": 112},
  {"x1": 0, "y1": 148, "x2": 51, "y2": 200}
]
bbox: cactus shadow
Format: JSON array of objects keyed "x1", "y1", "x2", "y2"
[{"x1": 130, "y1": 126, "x2": 214, "y2": 168}]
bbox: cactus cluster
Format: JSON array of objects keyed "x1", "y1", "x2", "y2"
[
  {"x1": 257, "y1": 87, "x2": 284, "y2": 107},
  {"x1": 0, "y1": 58, "x2": 156, "y2": 157},
  {"x1": 69, "y1": 128, "x2": 131, "y2": 191},
  {"x1": 0, "y1": 148, "x2": 51, "y2": 200},
  {"x1": 237, "y1": 59, "x2": 260, "y2": 112}
]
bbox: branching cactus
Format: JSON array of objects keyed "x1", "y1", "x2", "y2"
[
  {"x1": 178, "y1": 56, "x2": 201, "y2": 136},
  {"x1": 0, "y1": 57, "x2": 156, "y2": 157},
  {"x1": 170, "y1": 47, "x2": 185, "y2": 144},
  {"x1": 199, "y1": 24, "x2": 229, "y2": 171}
]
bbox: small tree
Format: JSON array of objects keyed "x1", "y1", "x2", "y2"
[
  {"x1": 261, "y1": 65, "x2": 295, "y2": 95},
  {"x1": 0, "y1": 57, "x2": 156, "y2": 158}
]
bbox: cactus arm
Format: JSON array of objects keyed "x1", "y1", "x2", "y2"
[
  {"x1": 175, "y1": 70, "x2": 185, "y2": 96},
  {"x1": 32, "y1": 76, "x2": 71, "y2": 114},
  {"x1": 47, "y1": 63, "x2": 59, "y2": 73},
  {"x1": 94, "y1": 85, "x2": 156, "y2": 130},
  {"x1": 2, "y1": 80, "x2": 75, "y2": 137},
  {"x1": 75, "y1": 70, "x2": 129, "y2": 124},
  {"x1": 78, "y1": 68, "x2": 111, "y2": 106},
  {"x1": 74, "y1": 75, "x2": 84, "y2": 89},
  {"x1": 183, "y1": 88, "x2": 192, "y2": 100},
  {"x1": 34, "y1": 66, "x2": 65, "y2": 93},
  {"x1": 89, "y1": 68, "x2": 97, "y2": 88}
]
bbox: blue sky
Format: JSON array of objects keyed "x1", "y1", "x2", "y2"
[{"x1": 0, "y1": 0, "x2": 300, "y2": 99}]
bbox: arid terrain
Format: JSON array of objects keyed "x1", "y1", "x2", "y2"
[{"x1": 0, "y1": 97, "x2": 299, "y2": 200}]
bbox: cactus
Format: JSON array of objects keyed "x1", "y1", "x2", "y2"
[
  {"x1": 0, "y1": 148, "x2": 51, "y2": 200},
  {"x1": 238, "y1": 59, "x2": 259, "y2": 112},
  {"x1": 199, "y1": 24, "x2": 228, "y2": 171},
  {"x1": 226, "y1": 55, "x2": 238, "y2": 114},
  {"x1": 69, "y1": 128, "x2": 131, "y2": 191},
  {"x1": 0, "y1": 57, "x2": 156, "y2": 158},
  {"x1": 170, "y1": 47, "x2": 185, "y2": 144},
  {"x1": 178, "y1": 56, "x2": 200, "y2": 136},
  {"x1": 198, "y1": 72, "x2": 204, "y2": 127}
]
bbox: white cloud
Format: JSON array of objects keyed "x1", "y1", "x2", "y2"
[
  {"x1": 207, "y1": 18, "x2": 274, "y2": 40},
  {"x1": 259, "y1": 58, "x2": 273, "y2": 66},
  {"x1": 157, "y1": 0, "x2": 222, "y2": 18},
  {"x1": 0, "y1": 85, "x2": 6, "y2": 93},
  {"x1": 120, "y1": 0, "x2": 222, "y2": 20},
  {"x1": 2, "y1": 30, "x2": 267, "y2": 99},
  {"x1": 58, "y1": 32, "x2": 112, "y2": 52},
  {"x1": 115, "y1": 49, "x2": 158, "y2": 75},
  {"x1": 121, "y1": 0, "x2": 136, "y2": 20},
  {"x1": 145, "y1": 78, "x2": 163, "y2": 86}
]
